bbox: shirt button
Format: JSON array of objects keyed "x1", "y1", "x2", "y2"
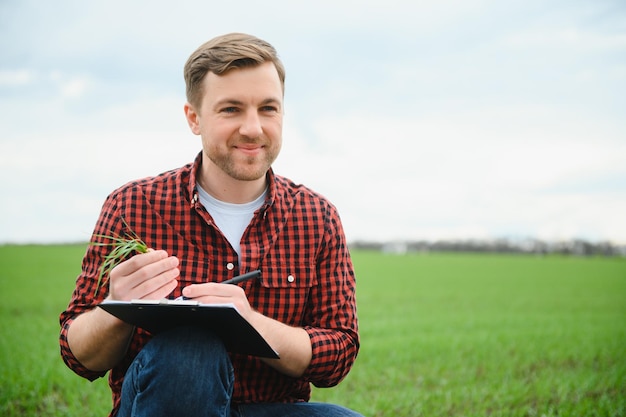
[
  {"x1": 287, "y1": 275, "x2": 295, "y2": 283},
  {"x1": 226, "y1": 262, "x2": 235, "y2": 270}
]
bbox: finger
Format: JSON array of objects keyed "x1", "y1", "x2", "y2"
[
  {"x1": 111, "y1": 250, "x2": 169, "y2": 277},
  {"x1": 183, "y1": 284, "x2": 253, "y2": 319},
  {"x1": 182, "y1": 282, "x2": 243, "y2": 298},
  {"x1": 109, "y1": 254, "x2": 179, "y2": 300},
  {"x1": 130, "y1": 256, "x2": 180, "y2": 284},
  {"x1": 132, "y1": 265, "x2": 180, "y2": 295},
  {"x1": 142, "y1": 278, "x2": 179, "y2": 300}
]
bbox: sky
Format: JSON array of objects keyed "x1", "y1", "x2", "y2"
[{"x1": 1, "y1": 0, "x2": 625, "y2": 245}]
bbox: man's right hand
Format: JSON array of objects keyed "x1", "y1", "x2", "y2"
[
  {"x1": 108, "y1": 249, "x2": 180, "y2": 301},
  {"x1": 67, "y1": 250, "x2": 180, "y2": 372}
]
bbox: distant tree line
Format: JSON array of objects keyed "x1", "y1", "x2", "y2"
[{"x1": 350, "y1": 238, "x2": 626, "y2": 257}]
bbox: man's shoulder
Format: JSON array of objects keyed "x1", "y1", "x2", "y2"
[
  {"x1": 110, "y1": 163, "x2": 193, "y2": 197},
  {"x1": 272, "y1": 173, "x2": 335, "y2": 208}
]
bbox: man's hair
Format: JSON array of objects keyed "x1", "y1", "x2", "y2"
[{"x1": 184, "y1": 33, "x2": 286, "y2": 109}]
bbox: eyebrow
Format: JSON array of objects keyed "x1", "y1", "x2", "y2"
[
  {"x1": 213, "y1": 97, "x2": 282, "y2": 108},
  {"x1": 260, "y1": 97, "x2": 282, "y2": 107}
]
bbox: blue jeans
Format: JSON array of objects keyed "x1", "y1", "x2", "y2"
[{"x1": 118, "y1": 326, "x2": 364, "y2": 417}]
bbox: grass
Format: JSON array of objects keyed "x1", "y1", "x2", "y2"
[
  {"x1": 1, "y1": 245, "x2": 625, "y2": 416},
  {"x1": 0, "y1": 245, "x2": 111, "y2": 416},
  {"x1": 313, "y1": 252, "x2": 626, "y2": 416}
]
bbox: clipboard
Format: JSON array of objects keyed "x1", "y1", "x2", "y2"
[{"x1": 99, "y1": 299, "x2": 279, "y2": 359}]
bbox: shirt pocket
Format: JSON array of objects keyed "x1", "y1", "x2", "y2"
[{"x1": 255, "y1": 263, "x2": 318, "y2": 326}]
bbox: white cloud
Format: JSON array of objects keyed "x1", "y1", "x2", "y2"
[
  {"x1": 275, "y1": 100, "x2": 626, "y2": 244},
  {"x1": 59, "y1": 77, "x2": 90, "y2": 99},
  {"x1": 0, "y1": 70, "x2": 35, "y2": 86},
  {"x1": 1, "y1": 0, "x2": 625, "y2": 245},
  {"x1": 0, "y1": 126, "x2": 201, "y2": 244}
]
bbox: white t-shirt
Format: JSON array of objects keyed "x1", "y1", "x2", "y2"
[{"x1": 196, "y1": 184, "x2": 267, "y2": 259}]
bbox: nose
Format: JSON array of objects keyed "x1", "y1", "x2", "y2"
[{"x1": 239, "y1": 110, "x2": 263, "y2": 138}]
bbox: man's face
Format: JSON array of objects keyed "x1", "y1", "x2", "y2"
[{"x1": 186, "y1": 61, "x2": 283, "y2": 182}]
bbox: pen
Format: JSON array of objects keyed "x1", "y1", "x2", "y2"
[
  {"x1": 221, "y1": 270, "x2": 262, "y2": 285},
  {"x1": 174, "y1": 270, "x2": 262, "y2": 300}
]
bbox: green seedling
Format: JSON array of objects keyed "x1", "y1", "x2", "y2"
[{"x1": 90, "y1": 220, "x2": 148, "y2": 296}]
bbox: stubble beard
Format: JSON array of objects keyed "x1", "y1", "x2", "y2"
[{"x1": 209, "y1": 146, "x2": 278, "y2": 182}]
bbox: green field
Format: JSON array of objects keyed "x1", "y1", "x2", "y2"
[{"x1": 1, "y1": 245, "x2": 625, "y2": 416}]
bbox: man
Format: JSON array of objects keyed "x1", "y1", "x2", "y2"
[{"x1": 59, "y1": 33, "x2": 362, "y2": 417}]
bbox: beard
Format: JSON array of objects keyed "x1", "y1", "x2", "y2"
[{"x1": 207, "y1": 140, "x2": 281, "y2": 181}]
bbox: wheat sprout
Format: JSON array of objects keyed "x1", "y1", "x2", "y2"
[{"x1": 90, "y1": 220, "x2": 148, "y2": 296}]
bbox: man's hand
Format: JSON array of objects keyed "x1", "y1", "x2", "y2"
[
  {"x1": 108, "y1": 250, "x2": 180, "y2": 301},
  {"x1": 67, "y1": 250, "x2": 180, "y2": 372},
  {"x1": 182, "y1": 282, "x2": 253, "y2": 317}
]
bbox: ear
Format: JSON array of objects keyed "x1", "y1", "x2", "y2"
[{"x1": 184, "y1": 103, "x2": 201, "y2": 135}]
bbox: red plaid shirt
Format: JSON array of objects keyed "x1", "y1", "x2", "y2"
[{"x1": 59, "y1": 152, "x2": 359, "y2": 416}]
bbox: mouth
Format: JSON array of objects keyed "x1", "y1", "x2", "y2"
[{"x1": 234, "y1": 144, "x2": 264, "y2": 156}]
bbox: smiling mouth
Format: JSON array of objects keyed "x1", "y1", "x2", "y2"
[{"x1": 235, "y1": 145, "x2": 264, "y2": 156}]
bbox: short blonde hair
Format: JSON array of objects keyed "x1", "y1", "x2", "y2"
[{"x1": 184, "y1": 33, "x2": 286, "y2": 109}]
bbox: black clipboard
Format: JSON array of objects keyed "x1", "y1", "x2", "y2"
[{"x1": 99, "y1": 299, "x2": 279, "y2": 359}]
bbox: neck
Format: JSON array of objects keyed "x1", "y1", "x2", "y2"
[{"x1": 198, "y1": 161, "x2": 268, "y2": 204}]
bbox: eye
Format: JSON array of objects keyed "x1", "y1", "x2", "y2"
[
  {"x1": 260, "y1": 105, "x2": 279, "y2": 113},
  {"x1": 220, "y1": 106, "x2": 239, "y2": 114}
]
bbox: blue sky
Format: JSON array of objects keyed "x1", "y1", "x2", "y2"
[{"x1": 1, "y1": 0, "x2": 625, "y2": 244}]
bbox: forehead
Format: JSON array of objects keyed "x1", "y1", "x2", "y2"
[{"x1": 202, "y1": 62, "x2": 283, "y2": 103}]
